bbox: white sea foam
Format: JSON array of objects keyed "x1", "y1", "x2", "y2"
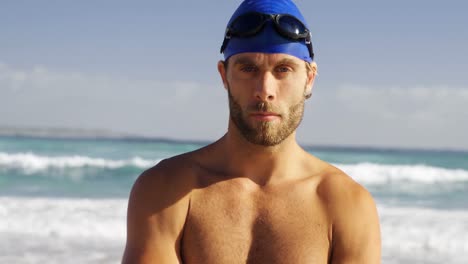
[
  {"x1": 336, "y1": 162, "x2": 468, "y2": 184},
  {"x1": 1, "y1": 197, "x2": 468, "y2": 263},
  {"x1": 0, "y1": 196, "x2": 126, "y2": 264},
  {"x1": 1, "y1": 151, "x2": 468, "y2": 185},
  {"x1": 0, "y1": 197, "x2": 127, "y2": 240},
  {"x1": 379, "y1": 205, "x2": 468, "y2": 263},
  {"x1": 0, "y1": 152, "x2": 157, "y2": 174}
]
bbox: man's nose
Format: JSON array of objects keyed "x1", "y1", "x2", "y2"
[{"x1": 255, "y1": 72, "x2": 277, "y2": 101}]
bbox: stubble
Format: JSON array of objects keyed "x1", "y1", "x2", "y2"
[{"x1": 228, "y1": 86, "x2": 306, "y2": 146}]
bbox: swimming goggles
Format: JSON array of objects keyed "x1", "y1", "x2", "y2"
[{"x1": 220, "y1": 12, "x2": 314, "y2": 60}]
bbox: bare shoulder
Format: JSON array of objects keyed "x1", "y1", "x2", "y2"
[
  {"x1": 315, "y1": 162, "x2": 381, "y2": 263},
  {"x1": 128, "y1": 153, "x2": 199, "y2": 217},
  {"x1": 122, "y1": 152, "x2": 199, "y2": 263},
  {"x1": 316, "y1": 164, "x2": 375, "y2": 214},
  {"x1": 134, "y1": 153, "x2": 199, "y2": 194}
]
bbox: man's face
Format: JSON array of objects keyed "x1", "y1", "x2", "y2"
[{"x1": 219, "y1": 53, "x2": 315, "y2": 146}]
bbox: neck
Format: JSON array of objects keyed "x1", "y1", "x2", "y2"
[{"x1": 219, "y1": 120, "x2": 304, "y2": 185}]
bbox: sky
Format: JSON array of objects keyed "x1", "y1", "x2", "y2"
[{"x1": 1, "y1": 0, "x2": 467, "y2": 150}]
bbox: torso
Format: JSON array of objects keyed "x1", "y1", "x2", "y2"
[
  {"x1": 181, "y1": 164, "x2": 333, "y2": 264},
  {"x1": 123, "y1": 137, "x2": 378, "y2": 264}
]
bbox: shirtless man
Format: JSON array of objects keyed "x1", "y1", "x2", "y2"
[{"x1": 122, "y1": 0, "x2": 381, "y2": 263}]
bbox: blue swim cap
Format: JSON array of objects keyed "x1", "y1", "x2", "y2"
[{"x1": 223, "y1": 0, "x2": 313, "y2": 62}]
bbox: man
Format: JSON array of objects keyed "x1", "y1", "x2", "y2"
[{"x1": 122, "y1": 0, "x2": 381, "y2": 263}]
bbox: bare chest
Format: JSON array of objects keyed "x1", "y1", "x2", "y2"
[{"x1": 181, "y1": 181, "x2": 331, "y2": 264}]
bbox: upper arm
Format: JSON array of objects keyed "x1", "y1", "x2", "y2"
[
  {"x1": 329, "y1": 179, "x2": 381, "y2": 264},
  {"x1": 122, "y1": 163, "x2": 192, "y2": 264}
]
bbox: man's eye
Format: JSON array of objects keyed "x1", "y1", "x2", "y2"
[
  {"x1": 276, "y1": 66, "x2": 292, "y2": 73},
  {"x1": 240, "y1": 66, "x2": 257, "y2": 72}
]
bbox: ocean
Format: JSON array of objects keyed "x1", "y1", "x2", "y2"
[{"x1": 1, "y1": 136, "x2": 467, "y2": 263}]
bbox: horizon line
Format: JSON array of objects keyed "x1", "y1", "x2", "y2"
[{"x1": 1, "y1": 133, "x2": 466, "y2": 154}]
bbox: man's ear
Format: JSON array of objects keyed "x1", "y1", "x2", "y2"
[
  {"x1": 305, "y1": 62, "x2": 317, "y2": 97},
  {"x1": 218, "y1": 60, "x2": 228, "y2": 90}
]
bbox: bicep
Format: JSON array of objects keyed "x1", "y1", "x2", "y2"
[
  {"x1": 330, "y1": 187, "x2": 381, "y2": 264},
  {"x1": 122, "y1": 205, "x2": 182, "y2": 264},
  {"x1": 122, "y1": 170, "x2": 190, "y2": 264}
]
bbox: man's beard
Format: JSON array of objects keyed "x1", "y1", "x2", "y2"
[{"x1": 228, "y1": 86, "x2": 306, "y2": 147}]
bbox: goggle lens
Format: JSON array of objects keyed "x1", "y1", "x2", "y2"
[
  {"x1": 230, "y1": 13, "x2": 264, "y2": 36},
  {"x1": 277, "y1": 15, "x2": 307, "y2": 38}
]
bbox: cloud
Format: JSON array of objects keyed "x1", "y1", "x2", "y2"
[
  {"x1": 300, "y1": 84, "x2": 468, "y2": 149},
  {"x1": 1, "y1": 62, "x2": 467, "y2": 150},
  {"x1": 0, "y1": 62, "x2": 228, "y2": 140},
  {"x1": 334, "y1": 84, "x2": 468, "y2": 121}
]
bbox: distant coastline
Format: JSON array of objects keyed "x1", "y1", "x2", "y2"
[
  {"x1": 0, "y1": 126, "x2": 133, "y2": 140},
  {"x1": 1, "y1": 126, "x2": 466, "y2": 154},
  {"x1": 0, "y1": 125, "x2": 209, "y2": 145}
]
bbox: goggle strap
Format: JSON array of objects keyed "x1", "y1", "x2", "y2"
[
  {"x1": 307, "y1": 36, "x2": 314, "y2": 60},
  {"x1": 220, "y1": 38, "x2": 228, "y2": 54}
]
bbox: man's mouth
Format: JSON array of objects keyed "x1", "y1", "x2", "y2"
[{"x1": 249, "y1": 112, "x2": 281, "y2": 121}]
